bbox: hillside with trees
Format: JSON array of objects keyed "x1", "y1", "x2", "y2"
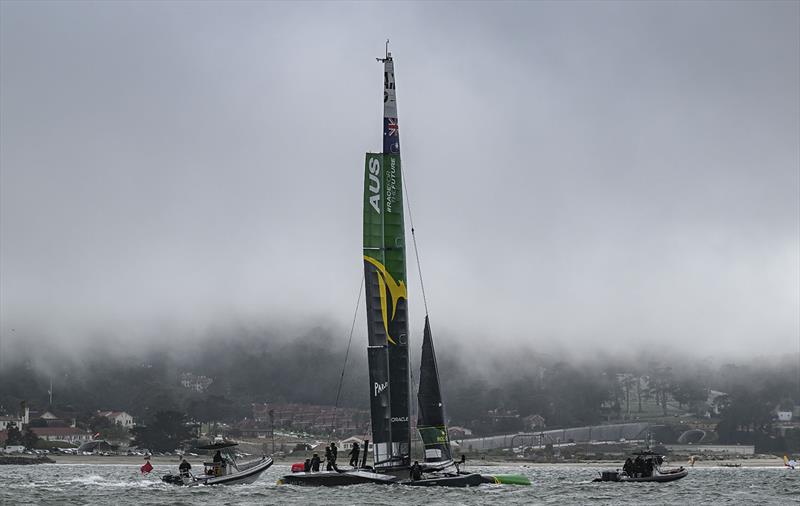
[{"x1": 1, "y1": 330, "x2": 798, "y2": 454}]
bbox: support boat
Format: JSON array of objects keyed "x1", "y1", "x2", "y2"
[{"x1": 162, "y1": 442, "x2": 273, "y2": 486}]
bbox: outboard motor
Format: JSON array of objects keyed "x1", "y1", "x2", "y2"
[
  {"x1": 161, "y1": 474, "x2": 185, "y2": 485},
  {"x1": 599, "y1": 471, "x2": 620, "y2": 482},
  {"x1": 291, "y1": 462, "x2": 305, "y2": 473}
]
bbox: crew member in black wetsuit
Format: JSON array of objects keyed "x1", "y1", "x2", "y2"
[
  {"x1": 633, "y1": 455, "x2": 644, "y2": 478},
  {"x1": 455, "y1": 454, "x2": 467, "y2": 473},
  {"x1": 310, "y1": 453, "x2": 321, "y2": 472},
  {"x1": 349, "y1": 442, "x2": 360, "y2": 468},
  {"x1": 303, "y1": 459, "x2": 311, "y2": 472},
  {"x1": 178, "y1": 458, "x2": 192, "y2": 477},
  {"x1": 410, "y1": 461, "x2": 423, "y2": 481},
  {"x1": 213, "y1": 450, "x2": 226, "y2": 476},
  {"x1": 331, "y1": 442, "x2": 338, "y2": 466},
  {"x1": 623, "y1": 457, "x2": 634, "y2": 477},
  {"x1": 326, "y1": 442, "x2": 340, "y2": 471}
]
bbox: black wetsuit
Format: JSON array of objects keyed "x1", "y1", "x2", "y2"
[
  {"x1": 310, "y1": 455, "x2": 321, "y2": 472},
  {"x1": 349, "y1": 444, "x2": 360, "y2": 467},
  {"x1": 410, "y1": 462, "x2": 422, "y2": 481},
  {"x1": 623, "y1": 458, "x2": 633, "y2": 477},
  {"x1": 635, "y1": 457, "x2": 645, "y2": 477},
  {"x1": 326, "y1": 445, "x2": 340, "y2": 471},
  {"x1": 179, "y1": 460, "x2": 191, "y2": 476}
]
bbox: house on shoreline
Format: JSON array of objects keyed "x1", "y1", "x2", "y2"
[
  {"x1": 30, "y1": 427, "x2": 92, "y2": 444},
  {"x1": 97, "y1": 411, "x2": 135, "y2": 429}
]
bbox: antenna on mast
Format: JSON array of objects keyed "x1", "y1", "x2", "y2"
[{"x1": 377, "y1": 39, "x2": 391, "y2": 62}]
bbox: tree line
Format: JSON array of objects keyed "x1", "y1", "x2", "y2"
[{"x1": 1, "y1": 331, "x2": 797, "y2": 453}]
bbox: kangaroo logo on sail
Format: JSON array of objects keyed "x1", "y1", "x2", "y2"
[
  {"x1": 374, "y1": 381, "x2": 388, "y2": 396},
  {"x1": 363, "y1": 256, "x2": 407, "y2": 346},
  {"x1": 368, "y1": 157, "x2": 381, "y2": 214}
]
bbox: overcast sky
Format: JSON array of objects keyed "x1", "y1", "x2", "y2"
[{"x1": 1, "y1": 1, "x2": 798, "y2": 356}]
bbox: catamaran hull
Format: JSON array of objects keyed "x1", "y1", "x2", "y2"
[
  {"x1": 279, "y1": 470, "x2": 400, "y2": 486},
  {"x1": 402, "y1": 472, "x2": 484, "y2": 487},
  {"x1": 281, "y1": 470, "x2": 528, "y2": 488},
  {"x1": 480, "y1": 473, "x2": 533, "y2": 485}
]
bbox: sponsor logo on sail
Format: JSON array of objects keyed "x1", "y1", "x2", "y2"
[
  {"x1": 374, "y1": 381, "x2": 388, "y2": 396},
  {"x1": 368, "y1": 157, "x2": 381, "y2": 214},
  {"x1": 391, "y1": 417, "x2": 409, "y2": 423},
  {"x1": 386, "y1": 156, "x2": 398, "y2": 213},
  {"x1": 363, "y1": 256, "x2": 407, "y2": 346},
  {"x1": 387, "y1": 118, "x2": 398, "y2": 136}
]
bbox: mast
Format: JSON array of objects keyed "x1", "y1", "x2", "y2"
[{"x1": 363, "y1": 43, "x2": 411, "y2": 471}]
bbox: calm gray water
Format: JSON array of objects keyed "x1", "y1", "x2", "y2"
[{"x1": 0, "y1": 464, "x2": 797, "y2": 505}]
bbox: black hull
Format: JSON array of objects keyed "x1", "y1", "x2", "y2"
[
  {"x1": 280, "y1": 470, "x2": 486, "y2": 488},
  {"x1": 620, "y1": 469, "x2": 688, "y2": 483},
  {"x1": 280, "y1": 470, "x2": 399, "y2": 486},
  {"x1": 402, "y1": 473, "x2": 483, "y2": 487},
  {"x1": 594, "y1": 468, "x2": 688, "y2": 483}
]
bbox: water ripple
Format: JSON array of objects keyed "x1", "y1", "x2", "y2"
[{"x1": 0, "y1": 463, "x2": 796, "y2": 505}]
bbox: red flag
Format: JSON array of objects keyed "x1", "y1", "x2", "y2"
[{"x1": 140, "y1": 461, "x2": 153, "y2": 474}]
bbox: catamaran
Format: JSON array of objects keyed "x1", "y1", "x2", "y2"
[{"x1": 280, "y1": 44, "x2": 529, "y2": 488}]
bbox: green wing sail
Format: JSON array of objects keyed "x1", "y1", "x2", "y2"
[
  {"x1": 363, "y1": 152, "x2": 410, "y2": 470},
  {"x1": 363, "y1": 153, "x2": 393, "y2": 468}
]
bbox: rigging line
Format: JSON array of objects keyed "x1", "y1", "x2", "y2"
[
  {"x1": 402, "y1": 170, "x2": 429, "y2": 317},
  {"x1": 402, "y1": 170, "x2": 424, "y2": 429},
  {"x1": 330, "y1": 273, "x2": 365, "y2": 434}
]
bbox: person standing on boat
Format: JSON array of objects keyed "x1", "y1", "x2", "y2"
[
  {"x1": 410, "y1": 461, "x2": 422, "y2": 481},
  {"x1": 623, "y1": 457, "x2": 634, "y2": 477},
  {"x1": 179, "y1": 458, "x2": 192, "y2": 477},
  {"x1": 213, "y1": 450, "x2": 226, "y2": 476},
  {"x1": 633, "y1": 455, "x2": 644, "y2": 477},
  {"x1": 310, "y1": 453, "x2": 321, "y2": 472},
  {"x1": 303, "y1": 459, "x2": 311, "y2": 472},
  {"x1": 645, "y1": 458, "x2": 654, "y2": 477},
  {"x1": 325, "y1": 442, "x2": 340, "y2": 471},
  {"x1": 324, "y1": 445, "x2": 333, "y2": 470},
  {"x1": 455, "y1": 454, "x2": 466, "y2": 472},
  {"x1": 348, "y1": 442, "x2": 360, "y2": 468}
]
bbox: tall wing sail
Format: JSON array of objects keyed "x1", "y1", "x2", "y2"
[
  {"x1": 362, "y1": 50, "x2": 410, "y2": 471},
  {"x1": 363, "y1": 153, "x2": 393, "y2": 468},
  {"x1": 417, "y1": 316, "x2": 453, "y2": 466}
]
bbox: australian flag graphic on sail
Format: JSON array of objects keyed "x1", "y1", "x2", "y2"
[{"x1": 383, "y1": 117, "x2": 400, "y2": 154}]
